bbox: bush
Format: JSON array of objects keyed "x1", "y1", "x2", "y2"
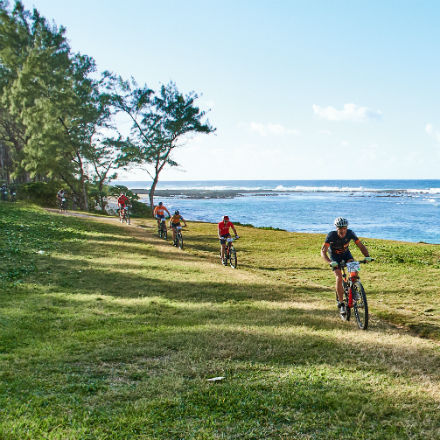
[
  {"x1": 130, "y1": 199, "x2": 152, "y2": 218},
  {"x1": 18, "y1": 181, "x2": 61, "y2": 207}
]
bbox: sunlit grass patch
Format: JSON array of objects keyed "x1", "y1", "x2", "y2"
[{"x1": 1, "y1": 204, "x2": 440, "y2": 439}]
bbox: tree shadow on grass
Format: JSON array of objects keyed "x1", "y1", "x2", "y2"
[{"x1": 4, "y1": 295, "x2": 440, "y2": 432}]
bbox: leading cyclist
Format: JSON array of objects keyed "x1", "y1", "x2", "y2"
[
  {"x1": 321, "y1": 217, "x2": 372, "y2": 314},
  {"x1": 218, "y1": 215, "x2": 239, "y2": 265}
]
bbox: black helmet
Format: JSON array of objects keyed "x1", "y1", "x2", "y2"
[
  {"x1": 158, "y1": 202, "x2": 163, "y2": 206},
  {"x1": 174, "y1": 210, "x2": 179, "y2": 215}
]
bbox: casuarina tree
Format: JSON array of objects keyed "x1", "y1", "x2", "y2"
[{"x1": 103, "y1": 74, "x2": 215, "y2": 211}]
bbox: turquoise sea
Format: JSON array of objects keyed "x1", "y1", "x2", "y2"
[{"x1": 115, "y1": 180, "x2": 440, "y2": 244}]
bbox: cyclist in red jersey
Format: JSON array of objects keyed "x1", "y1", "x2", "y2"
[
  {"x1": 117, "y1": 193, "x2": 129, "y2": 210},
  {"x1": 117, "y1": 193, "x2": 130, "y2": 222},
  {"x1": 218, "y1": 215, "x2": 239, "y2": 265}
]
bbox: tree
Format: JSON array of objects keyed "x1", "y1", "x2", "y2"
[
  {"x1": 0, "y1": 2, "x2": 123, "y2": 209},
  {"x1": 103, "y1": 74, "x2": 215, "y2": 210}
]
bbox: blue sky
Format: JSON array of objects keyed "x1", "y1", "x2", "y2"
[{"x1": 21, "y1": 0, "x2": 440, "y2": 180}]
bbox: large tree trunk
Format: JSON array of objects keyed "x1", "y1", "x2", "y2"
[
  {"x1": 149, "y1": 174, "x2": 159, "y2": 216},
  {"x1": 77, "y1": 153, "x2": 89, "y2": 210}
]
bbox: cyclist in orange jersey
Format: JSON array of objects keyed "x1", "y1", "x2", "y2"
[{"x1": 153, "y1": 202, "x2": 171, "y2": 229}]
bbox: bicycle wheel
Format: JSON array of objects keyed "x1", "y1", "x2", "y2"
[
  {"x1": 177, "y1": 233, "x2": 184, "y2": 249},
  {"x1": 353, "y1": 281, "x2": 368, "y2": 330},
  {"x1": 163, "y1": 226, "x2": 167, "y2": 240},
  {"x1": 229, "y1": 246, "x2": 237, "y2": 268},
  {"x1": 223, "y1": 248, "x2": 229, "y2": 266}
]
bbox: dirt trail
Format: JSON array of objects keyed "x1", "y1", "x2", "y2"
[
  {"x1": 46, "y1": 208, "x2": 262, "y2": 284},
  {"x1": 46, "y1": 209, "x2": 440, "y2": 343}
]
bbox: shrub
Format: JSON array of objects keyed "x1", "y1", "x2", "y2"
[{"x1": 18, "y1": 181, "x2": 61, "y2": 207}]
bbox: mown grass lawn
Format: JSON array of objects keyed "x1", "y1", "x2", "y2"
[{"x1": 1, "y1": 203, "x2": 439, "y2": 439}]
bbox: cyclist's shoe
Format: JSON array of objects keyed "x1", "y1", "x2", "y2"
[
  {"x1": 222, "y1": 259, "x2": 227, "y2": 266},
  {"x1": 337, "y1": 301, "x2": 347, "y2": 316}
]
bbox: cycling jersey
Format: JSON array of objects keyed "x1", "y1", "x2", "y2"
[
  {"x1": 323, "y1": 229, "x2": 360, "y2": 256},
  {"x1": 218, "y1": 221, "x2": 234, "y2": 236},
  {"x1": 170, "y1": 214, "x2": 183, "y2": 225},
  {"x1": 154, "y1": 205, "x2": 168, "y2": 217},
  {"x1": 118, "y1": 195, "x2": 129, "y2": 206}
]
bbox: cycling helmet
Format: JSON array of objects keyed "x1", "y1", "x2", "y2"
[
  {"x1": 223, "y1": 215, "x2": 229, "y2": 221},
  {"x1": 334, "y1": 217, "x2": 348, "y2": 228},
  {"x1": 158, "y1": 202, "x2": 163, "y2": 206},
  {"x1": 174, "y1": 210, "x2": 179, "y2": 215}
]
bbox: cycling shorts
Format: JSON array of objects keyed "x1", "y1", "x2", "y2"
[
  {"x1": 171, "y1": 222, "x2": 181, "y2": 229},
  {"x1": 156, "y1": 214, "x2": 165, "y2": 219},
  {"x1": 330, "y1": 250, "x2": 354, "y2": 268},
  {"x1": 219, "y1": 234, "x2": 231, "y2": 245}
]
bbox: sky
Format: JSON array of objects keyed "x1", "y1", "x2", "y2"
[{"x1": 20, "y1": 0, "x2": 440, "y2": 181}]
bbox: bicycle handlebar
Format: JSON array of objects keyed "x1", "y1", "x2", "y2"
[{"x1": 333, "y1": 258, "x2": 375, "y2": 268}]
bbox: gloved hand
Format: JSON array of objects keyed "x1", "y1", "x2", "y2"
[
  {"x1": 330, "y1": 261, "x2": 338, "y2": 268},
  {"x1": 235, "y1": 235, "x2": 240, "y2": 239},
  {"x1": 364, "y1": 256, "x2": 373, "y2": 262}
]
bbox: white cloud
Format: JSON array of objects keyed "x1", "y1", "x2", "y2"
[
  {"x1": 247, "y1": 122, "x2": 300, "y2": 136},
  {"x1": 425, "y1": 123, "x2": 440, "y2": 143},
  {"x1": 319, "y1": 129, "x2": 332, "y2": 136},
  {"x1": 312, "y1": 103, "x2": 382, "y2": 122},
  {"x1": 340, "y1": 140, "x2": 349, "y2": 147}
]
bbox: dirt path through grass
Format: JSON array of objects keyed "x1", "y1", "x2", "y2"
[{"x1": 5, "y1": 206, "x2": 431, "y2": 438}]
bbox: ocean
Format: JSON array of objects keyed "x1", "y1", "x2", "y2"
[{"x1": 114, "y1": 180, "x2": 440, "y2": 244}]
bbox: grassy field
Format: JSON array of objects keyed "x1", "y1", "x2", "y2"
[{"x1": 1, "y1": 203, "x2": 439, "y2": 439}]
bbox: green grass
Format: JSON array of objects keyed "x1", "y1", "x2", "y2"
[{"x1": 1, "y1": 203, "x2": 440, "y2": 439}]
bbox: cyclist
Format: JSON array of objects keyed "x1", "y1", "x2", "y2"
[
  {"x1": 169, "y1": 210, "x2": 187, "y2": 246},
  {"x1": 153, "y1": 202, "x2": 171, "y2": 230},
  {"x1": 117, "y1": 192, "x2": 130, "y2": 221},
  {"x1": 57, "y1": 189, "x2": 66, "y2": 210},
  {"x1": 218, "y1": 215, "x2": 239, "y2": 265},
  {"x1": 1, "y1": 184, "x2": 8, "y2": 201},
  {"x1": 321, "y1": 217, "x2": 372, "y2": 315}
]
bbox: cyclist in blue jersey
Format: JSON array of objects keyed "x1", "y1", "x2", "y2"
[{"x1": 321, "y1": 217, "x2": 372, "y2": 314}]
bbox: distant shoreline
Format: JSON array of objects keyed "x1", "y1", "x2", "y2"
[{"x1": 131, "y1": 188, "x2": 413, "y2": 200}]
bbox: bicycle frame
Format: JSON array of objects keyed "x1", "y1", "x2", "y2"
[
  {"x1": 339, "y1": 262, "x2": 359, "y2": 308},
  {"x1": 337, "y1": 259, "x2": 373, "y2": 330},
  {"x1": 223, "y1": 237, "x2": 238, "y2": 268},
  {"x1": 173, "y1": 225, "x2": 184, "y2": 248},
  {"x1": 120, "y1": 206, "x2": 130, "y2": 223},
  {"x1": 158, "y1": 217, "x2": 168, "y2": 239}
]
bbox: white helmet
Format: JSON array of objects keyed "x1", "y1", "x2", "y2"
[{"x1": 334, "y1": 217, "x2": 348, "y2": 228}]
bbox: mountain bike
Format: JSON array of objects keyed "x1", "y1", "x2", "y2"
[
  {"x1": 336, "y1": 259, "x2": 374, "y2": 330},
  {"x1": 222, "y1": 237, "x2": 239, "y2": 268},
  {"x1": 59, "y1": 197, "x2": 67, "y2": 213},
  {"x1": 173, "y1": 225, "x2": 185, "y2": 249},
  {"x1": 158, "y1": 217, "x2": 168, "y2": 239},
  {"x1": 119, "y1": 206, "x2": 130, "y2": 224}
]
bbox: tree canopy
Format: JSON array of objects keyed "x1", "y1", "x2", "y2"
[{"x1": 0, "y1": 1, "x2": 215, "y2": 212}]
